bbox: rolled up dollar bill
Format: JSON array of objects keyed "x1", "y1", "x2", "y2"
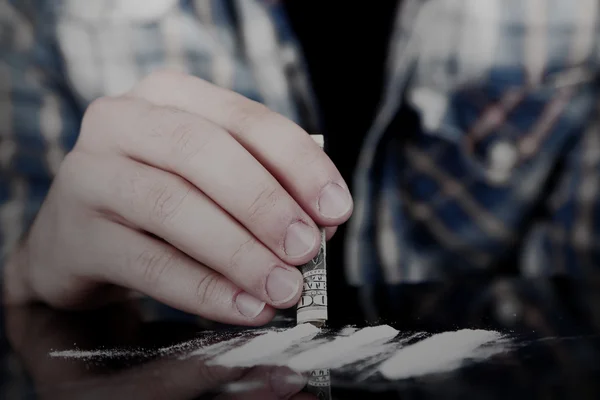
[
  {"x1": 304, "y1": 368, "x2": 332, "y2": 400},
  {"x1": 297, "y1": 134, "x2": 328, "y2": 327}
]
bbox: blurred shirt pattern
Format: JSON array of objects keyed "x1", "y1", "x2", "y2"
[{"x1": 2, "y1": 0, "x2": 600, "y2": 289}]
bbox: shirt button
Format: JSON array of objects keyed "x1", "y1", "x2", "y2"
[
  {"x1": 487, "y1": 140, "x2": 518, "y2": 185},
  {"x1": 409, "y1": 86, "x2": 448, "y2": 132}
]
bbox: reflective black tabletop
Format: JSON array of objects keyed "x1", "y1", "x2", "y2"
[{"x1": 2, "y1": 277, "x2": 600, "y2": 399}]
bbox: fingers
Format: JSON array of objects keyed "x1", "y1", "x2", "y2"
[
  {"x1": 65, "y1": 153, "x2": 303, "y2": 309},
  {"x1": 97, "y1": 360, "x2": 245, "y2": 400},
  {"x1": 65, "y1": 71, "x2": 349, "y2": 326},
  {"x1": 216, "y1": 366, "x2": 307, "y2": 400},
  {"x1": 87, "y1": 217, "x2": 275, "y2": 325},
  {"x1": 79, "y1": 97, "x2": 321, "y2": 265},
  {"x1": 325, "y1": 226, "x2": 337, "y2": 241},
  {"x1": 129, "y1": 70, "x2": 353, "y2": 227}
]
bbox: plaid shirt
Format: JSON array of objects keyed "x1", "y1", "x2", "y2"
[{"x1": 2, "y1": 0, "x2": 600, "y2": 291}]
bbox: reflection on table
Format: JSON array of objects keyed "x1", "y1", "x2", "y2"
[{"x1": 1, "y1": 276, "x2": 600, "y2": 399}]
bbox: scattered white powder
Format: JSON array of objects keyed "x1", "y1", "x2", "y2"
[
  {"x1": 208, "y1": 323, "x2": 320, "y2": 367},
  {"x1": 378, "y1": 329, "x2": 505, "y2": 380},
  {"x1": 49, "y1": 338, "x2": 210, "y2": 360},
  {"x1": 49, "y1": 329, "x2": 275, "y2": 361},
  {"x1": 184, "y1": 328, "x2": 288, "y2": 361},
  {"x1": 157, "y1": 338, "x2": 205, "y2": 355},
  {"x1": 47, "y1": 325, "x2": 509, "y2": 383},
  {"x1": 182, "y1": 336, "x2": 246, "y2": 359},
  {"x1": 49, "y1": 349, "x2": 147, "y2": 359},
  {"x1": 256, "y1": 337, "x2": 330, "y2": 366},
  {"x1": 283, "y1": 325, "x2": 399, "y2": 371}
]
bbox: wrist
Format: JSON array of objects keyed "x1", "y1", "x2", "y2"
[{"x1": 3, "y1": 242, "x2": 34, "y2": 304}]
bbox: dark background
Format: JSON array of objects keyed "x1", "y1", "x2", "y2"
[{"x1": 283, "y1": 0, "x2": 400, "y2": 320}]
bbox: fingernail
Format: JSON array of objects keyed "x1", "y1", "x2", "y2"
[
  {"x1": 270, "y1": 368, "x2": 307, "y2": 398},
  {"x1": 318, "y1": 182, "x2": 352, "y2": 219},
  {"x1": 284, "y1": 221, "x2": 317, "y2": 258},
  {"x1": 266, "y1": 267, "x2": 301, "y2": 304},
  {"x1": 235, "y1": 292, "x2": 266, "y2": 318}
]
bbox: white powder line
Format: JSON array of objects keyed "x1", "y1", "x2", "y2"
[
  {"x1": 181, "y1": 328, "x2": 284, "y2": 360},
  {"x1": 48, "y1": 326, "x2": 508, "y2": 383},
  {"x1": 256, "y1": 337, "x2": 330, "y2": 366},
  {"x1": 330, "y1": 332, "x2": 425, "y2": 371},
  {"x1": 181, "y1": 336, "x2": 246, "y2": 360},
  {"x1": 345, "y1": 343, "x2": 400, "y2": 381},
  {"x1": 333, "y1": 343, "x2": 398, "y2": 369},
  {"x1": 398, "y1": 332, "x2": 429, "y2": 343},
  {"x1": 283, "y1": 325, "x2": 399, "y2": 371},
  {"x1": 338, "y1": 326, "x2": 359, "y2": 336},
  {"x1": 378, "y1": 329, "x2": 504, "y2": 380},
  {"x1": 350, "y1": 333, "x2": 428, "y2": 380},
  {"x1": 208, "y1": 323, "x2": 320, "y2": 367}
]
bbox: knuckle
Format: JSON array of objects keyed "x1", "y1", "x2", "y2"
[
  {"x1": 80, "y1": 97, "x2": 115, "y2": 138},
  {"x1": 227, "y1": 237, "x2": 258, "y2": 273},
  {"x1": 56, "y1": 151, "x2": 82, "y2": 182},
  {"x1": 55, "y1": 151, "x2": 91, "y2": 200},
  {"x1": 146, "y1": 178, "x2": 191, "y2": 226},
  {"x1": 149, "y1": 106, "x2": 214, "y2": 165},
  {"x1": 168, "y1": 116, "x2": 207, "y2": 163},
  {"x1": 79, "y1": 96, "x2": 131, "y2": 151},
  {"x1": 247, "y1": 185, "x2": 279, "y2": 223},
  {"x1": 83, "y1": 96, "x2": 114, "y2": 122},
  {"x1": 135, "y1": 247, "x2": 179, "y2": 287},
  {"x1": 227, "y1": 99, "x2": 271, "y2": 136},
  {"x1": 193, "y1": 273, "x2": 224, "y2": 309}
]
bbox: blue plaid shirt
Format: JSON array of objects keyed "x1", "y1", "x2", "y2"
[{"x1": 2, "y1": 0, "x2": 600, "y2": 290}]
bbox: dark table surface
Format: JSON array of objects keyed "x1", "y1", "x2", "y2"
[{"x1": 2, "y1": 276, "x2": 600, "y2": 399}]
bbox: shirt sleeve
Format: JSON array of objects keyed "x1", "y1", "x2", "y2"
[{"x1": 0, "y1": 1, "x2": 82, "y2": 270}]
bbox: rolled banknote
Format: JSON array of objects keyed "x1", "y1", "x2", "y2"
[
  {"x1": 297, "y1": 134, "x2": 328, "y2": 327},
  {"x1": 304, "y1": 368, "x2": 332, "y2": 400}
]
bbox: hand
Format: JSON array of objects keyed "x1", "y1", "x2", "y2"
[
  {"x1": 4, "y1": 70, "x2": 353, "y2": 325},
  {"x1": 5, "y1": 304, "x2": 314, "y2": 400}
]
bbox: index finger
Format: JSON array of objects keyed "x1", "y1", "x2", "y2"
[{"x1": 130, "y1": 70, "x2": 354, "y2": 226}]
